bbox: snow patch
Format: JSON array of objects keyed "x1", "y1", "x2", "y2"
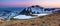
[
  {"x1": 32, "y1": 14, "x2": 49, "y2": 16},
  {"x1": 13, "y1": 14, "x2": 49, "y2": 19},
  {"x1": 13, "y1": 15, "x2": 35, "y2": 19}
]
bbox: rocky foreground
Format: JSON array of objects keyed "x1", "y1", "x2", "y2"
[{"x1": 0, "y1": 11, "x2": 60, "y2": 26}]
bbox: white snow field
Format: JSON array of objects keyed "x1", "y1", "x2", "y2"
[{"x1": 13, "y1": 14, "x2": 49, "y2": 19}]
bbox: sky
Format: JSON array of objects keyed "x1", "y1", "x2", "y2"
[{"x1": 0, "y1": 0, "x2": 60, "y2": 8}]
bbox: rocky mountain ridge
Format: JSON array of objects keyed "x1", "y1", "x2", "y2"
[{"x1": 0, "y1": 5, "x2": 60, "y2": 20}]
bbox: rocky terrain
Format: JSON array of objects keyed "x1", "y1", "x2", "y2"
[{"x1": 0, "y1": 10, "x2": 60, "y2": 26}]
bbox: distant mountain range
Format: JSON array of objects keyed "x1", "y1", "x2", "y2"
[{"x1": 0, "y1": 5, "x2": 60, "y2": 20}]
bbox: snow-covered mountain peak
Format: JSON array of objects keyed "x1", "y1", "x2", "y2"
[{"x1": 28, "y1": 5, "x2": 43, "y2": 9}]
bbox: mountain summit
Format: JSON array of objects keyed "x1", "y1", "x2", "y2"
[
  {"x1": 20, "y1": 5, "x2": 56, "y2": 15},
  {"x1": 30, "y1": 5, "x2": 43, "y2": 9}
]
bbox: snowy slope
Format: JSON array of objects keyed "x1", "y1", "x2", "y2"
[
  {"x1": 13, "y1": 14, "x2": 49, "y2": 19},
  {"x1": 0, "y1": 5, "x2": 60, "y2": 20}
]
